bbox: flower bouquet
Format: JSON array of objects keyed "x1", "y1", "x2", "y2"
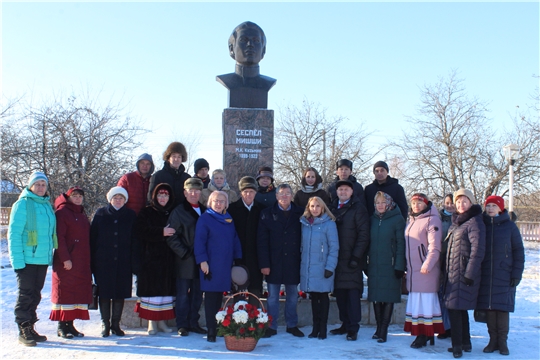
[{"x1": 216, "y1": 292, "x2": 271, "y2": 352}]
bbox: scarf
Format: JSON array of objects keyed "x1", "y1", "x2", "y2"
[
  {"x1": 374, "y1": 191, "x2": 396, "y2": 218},
  {"x1": 301, "y1": 183, "x2": 324, "y2": 194},
  {"x1": 258, "y1": 183, "x2": 274, "y2": 193},
  {"x1": 26, "y1": 194, "x2": 58, "y2": 249}
]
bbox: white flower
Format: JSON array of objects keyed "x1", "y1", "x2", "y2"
[
  {"x1": 215, "y1": 310, "x2": 227, "y2": 323},
  {"x1": 256, "y1": 311, "x2": 268, "y2": 324},
  {"x1": 234, "y1": 300, "x2": 248, "y2": 311},
  {"x1": 232, "y1": 310, "x2": 249, "y2": 324}
]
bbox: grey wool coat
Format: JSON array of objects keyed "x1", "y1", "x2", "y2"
[
  {"x1": 367, "y1": 206, "x2": 406, "y2": 303},
  {"x1": 443, "y1": 204, "x2": 486, "y2": 310},
  {"x1": 299, "y1": 213, "x2": 339, "y2": 293}
]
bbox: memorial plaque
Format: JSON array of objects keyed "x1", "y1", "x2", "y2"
[{"x1": 223, "y1": 108, "x2": 274, "y2": 192}]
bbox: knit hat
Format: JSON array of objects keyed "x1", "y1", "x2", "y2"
[
  {"x1": 66, "y1": 186, "x2": 84, "y2": 197},
  {"x1": 336, "y1": 179, "x2": 354, "y2": 190},
  {"x1": 454, "y1": 188, "x2": 475, "y2": 204},
  {"x1": 194, "y1": 158, "x2": 210, "y2": 174},
  {"x1": 373, "y1": 160, "x2": 389, "y2": 173},
  {"x1": 238, "y1": 176, "x2": 258, "y2": 192},
  {"x1": 485, "y1": 195, "x2": 505, "y2": 212},
  {"x1": 336, "y1": 159, "x2": 353, "y2": 170},
  {"x1": 107, "y1": 186, "x2": 129, "y2": 202},
  {"x1": 410, "y1": 193, "x2": 429, "y2": 205},
  {"x1": 184, "y1": 177, "x2": 204, "y2": 191},
  {"x1": 256, "y1": 166, "x2": 274, "y2": 181},
  {"x1": 28, "y1": 171, "x2": 48, "y2": 188},
  {"x1": 162, "y1": 141, "x2": 187, "y2": 162}
]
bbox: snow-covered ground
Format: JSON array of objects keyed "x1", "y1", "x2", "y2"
[{"x1": 1, "y1": 232, "x2": 539, "y2": 359}]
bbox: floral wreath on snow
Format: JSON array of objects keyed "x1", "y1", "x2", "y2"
[{"x1": 216, "y1": 300, "x2": 271, "y2": 340}]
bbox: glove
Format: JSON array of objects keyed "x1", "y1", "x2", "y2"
[
  {"x1": 204, "y1": 271, "x2": 213, "y2": 281},
  {"x1": 348, "y1": 256, "x2": 360, "y2": 269},
  {"x1": 324, "y1": 270, "x2": 333, "y2": 279},
  {"x1": 233, "y1": 259, "x2": 242, "y2": 267},
  {"x1": 510, "y1": 278, "x2": 521, "y2": 287},
  {"x1": 394, "y1": 270, "x2": 405, "y2": 279},
  {"x1": 464, "y1": 277, "x2": 474, "y2": 286}
]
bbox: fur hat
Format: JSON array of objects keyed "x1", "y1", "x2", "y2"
[
  {"x1": 184, "y1": 177, "x2": 203, "y2": 191},
  {"x1": 162, "y1": 142, "x2": 187, "y2": 162},
  {"x1": 336, "y1": 159, "x2": 353, "y2": 170},
  {"x1": 238, "y1": 176, "x2": 258, "y2": 192},
  {"x1": 454, "y1": 188, "x2": 475, "y2": 204},
  {"x1": 256, "y1": 166, "x2": 274, "y2": 181},
  {"x1": 485, "y1": 195, "x2": 505, "y2": 212},
  {"x1": 194, "y1": 158, "x2": 210, "y2": 174},
  {"x1": 373, "y1": 160, "x2": 389, "y2": 173},
  {"x1": 28, "y1": 171, "x2": 48, "y2": 188},
  {"x1": 107, "y1": 186, "x2": 129, "y2": 203}
]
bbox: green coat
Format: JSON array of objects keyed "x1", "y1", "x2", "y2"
[{"x1": 367, "y1": 206, "x2": 405, "y2": 303}]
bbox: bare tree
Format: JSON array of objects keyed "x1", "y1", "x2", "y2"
[
  {"x1": 274, "y1": 99, "x2": 375, "y2": 190},
  {"x1": 1, "y1": 92, "x2": 148, "y2": 215},
  {"x1": 392, "y1": 70, "x2": 540, "y2": 203}
]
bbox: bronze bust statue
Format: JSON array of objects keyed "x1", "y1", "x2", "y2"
[{"x1": 216, "y1": 21, "x2": 276, "y2": 109}]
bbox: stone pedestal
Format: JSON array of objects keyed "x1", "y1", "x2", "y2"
[{"x1": 223, "y1": 108, "x2": 274, "y2": 193}]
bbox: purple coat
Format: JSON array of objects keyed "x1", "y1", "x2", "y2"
[{"x1": 404, "y1": 204, "x2": 442, "y2": 293}]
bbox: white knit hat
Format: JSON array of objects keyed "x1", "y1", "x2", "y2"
[{"x1": 107, "y1": 186, "x2": 129, "y2": 203}]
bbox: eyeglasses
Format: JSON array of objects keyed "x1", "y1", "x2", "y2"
[
  {"x1": 212, "y1": 200, "x2": 226, "y2": 205},
  {"x1": 277, "y1": 193, "x2": 292, "y2": 197}
]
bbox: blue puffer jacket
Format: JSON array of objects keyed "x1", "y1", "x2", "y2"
[
  {"x1": 476, "y1": 211, "x2": 524, "y2": 312},
  {"x1": 8, "y1": 187, "x2": 56, "y2": 270},
  {"x1": 299, "y1": 214, "x2": 339, "y2": 293},
  {"x1": 443, "y1": 204, "x2": 486, "y2": 310}
]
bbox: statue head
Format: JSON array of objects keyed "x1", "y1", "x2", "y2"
[{"x1": 228, "y1": 21, "x2": 266, "y2": 66}]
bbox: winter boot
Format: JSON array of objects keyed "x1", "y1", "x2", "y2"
[
  {"x1": 110, "y1": 299, "x2": 125, "y2": 336},
  {"x1": 372, "y1": 302, "x2": 383, "y2": 340},
  {"x1": 18, "y1": 322, "x2": 37, "y2": 347},
  {"x1": 99, "y1": 298, "x2": 111, "y2": 337},
  {"x1": 377, "y1": 302, "x2": 394, "y2": 343},
  {"x1": 318, "y1": 294, "x2": 330, "y2": 340},
  {"x1": 66, "y1": 321, "x2": 84, "y2": 337},
  {"x1": 57, "y1": 321, "x2": 74, "y2": 339},
  {"x1": 147, "y1": 320, "x2": 158, "y2": 335},
  {"x1": 30, "y1": 319, "x2": 47, "y2": 342},
  {"x1": 157, "y1": 320, "x2": 173, "y2": 333},
  {"x1": 483, "y1": 310, "x2": 498, "y2": 353},
  {"x1": 308, "y1": 293, "x2": 320, "y2": 338},
  {"x1": 497, "y1": 311, "x2": 510, "y2": 355}
]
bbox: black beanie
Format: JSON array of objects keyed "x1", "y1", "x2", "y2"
[
  {"x1": 194, "y1": 158, "x2": 210, "y2": 174},
  {"x1": 373, "y1": 161, "x2": 389, "y2": 173}
]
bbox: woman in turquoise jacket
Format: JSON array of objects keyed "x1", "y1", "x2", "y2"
[
  {"x1": 299, "y1": 196, "x2": 339, "y2": 340},
  {"x1": 8, "y1": 171, "x2": 57, "y2": 347}
]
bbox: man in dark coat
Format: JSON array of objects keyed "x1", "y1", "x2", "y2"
[
  {"x1": 326, "y1": 159, "x2": 366, "y2": 206},
  {"x1": 228, "y1": 176, "x2": 264, "y2": 299},
  {"x1": 329, "y1": 180, "x2": 370, "y2": 341},
  {"x1": 364, "y1": 160, "x2": 408, "y2": 219},
  {"x1": 193, "y1": 158, "x2": 210, "y2": 189},
  {"x1": 258, "y1": 184, "x2": 304, "y2": 338},
  {"x1": 166, "y1": 178, "x2": 207, "y2": 337},
  {"x1": 148, "y1": 142, "x2": 190, "y2": 207},
  {"x1": 117, "y1": 153, "x2": 155, "y2": 215}
]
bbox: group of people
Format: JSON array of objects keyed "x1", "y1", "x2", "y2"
[{"x1": 7, "y1": 141, "x2": 525, "y2": 359}]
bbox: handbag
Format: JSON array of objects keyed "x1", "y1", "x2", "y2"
[
  {"x1": 474, "y1": 309, "x2": 487, "y2": 323},
  {"x1": 88, "y1": 284, "x2": 98, "y2": 310}
]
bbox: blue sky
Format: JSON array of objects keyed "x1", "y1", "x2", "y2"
[{"x1": 3, "y1": 1, "x2": 539, "y2": 175}]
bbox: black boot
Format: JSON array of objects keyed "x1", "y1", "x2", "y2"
[
  {"x1": 66, "y1": 321, "x2": 84, "y2": 337},
  {"x1": 29, "y1": 319, "x2": 47, "y2": 342},
  {"x1": 318, "y1": 294, "x2": 329, "y2": 340},
  {"x1": 330, "y1": 323, "x2": 347, "y2": 335},
  {"x1": 57, "y1": 321, "x2": 74, "y2": 339},
  {"x1": 110, "y1": 299, "x2": 125, "y2": 336},
  {"x1": 308, "y1": 293, "x2": 320, "y2": 338},
  {"x1": 372, "y1": 302, "x2": 383, "y2": 340},
  {"x1": 18, "y1": 322, "x2": 37, "y2": 347},
  {"x1": 497, "y1": 311, "x2": 510, "y2": 355},
  {"x1": 377, "y1": 302, "x2": 394, "y2": 343},
  {"x1": 483, "y1": 310, "x2": 498, "y2": 353},
  {"x1": 410, "y1": 335, "x2": 428, "y2": 348},
  {"x1": 99, "y1": 298, "x2": 111, "y2": 337}
]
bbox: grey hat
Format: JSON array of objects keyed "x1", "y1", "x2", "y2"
[
  {"x1": 184, "y1": 177, "x2": 203, "y2": 191},
  {"x1": 454, "y1": 188, "x2": 476, "y2": 204},
  {"x1": 373, "y1": 160, "x2": 389, "y2": 173},
  {"x1": 28, "y1": 171, "x2": 48, "y2": 188},
  {"x1": 238, "y1": 176, "x2": 258, "y2": 192}
]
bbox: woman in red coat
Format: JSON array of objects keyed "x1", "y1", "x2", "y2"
[{"x1": 49, "y1": 187, "x2": 92, "y2": 339}]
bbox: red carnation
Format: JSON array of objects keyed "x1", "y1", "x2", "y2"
[
  {"x1": 239, "y1": 327, "x2": 245, "y2": 334},
  {"x1": 223, "y1": 319, "x2": 230, "y2": 327},
  {"x1": 258, "y1": 323, "x2": 265, "y2": 329},
  {"x1": 238, "y1": 305, "x2": 244, "y2": 310},
  {"x1": 280, "y1": 290, "x2": 285, "y2": 296},
  {"x1": 226, "y1": 306, "x2": 234, "y2": 315},
  {"x1": 248, "y1": 327, "x2": 256, "y2": 331}
]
